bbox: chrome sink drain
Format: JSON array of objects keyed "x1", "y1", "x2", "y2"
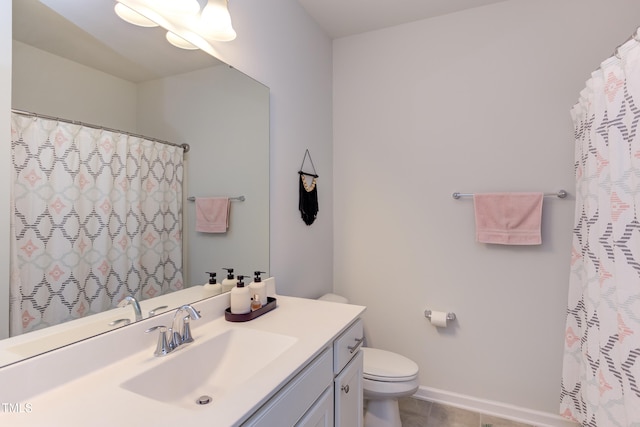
[{"x1": 196, "y1": 395, "x2": 213, "y2": 405}]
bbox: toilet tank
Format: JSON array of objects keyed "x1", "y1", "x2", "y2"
[{"x1": 318, "y1": 293, "x2": 349, "y2": 304}]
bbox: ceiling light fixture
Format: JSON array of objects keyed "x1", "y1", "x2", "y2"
[
  {"x1": 155, "y1": 0, "x2": 201, "y2": 16},
  {"x1": 200, "y1": 0, "x2": 236, "y2": 42},
  {"x1": 114, "y1": 0, "x2": 236, "y2": 52},
  {"x1": 114, "y1": 3, "x2": 158, "y2": 27}
]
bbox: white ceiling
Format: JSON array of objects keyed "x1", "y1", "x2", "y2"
[
  {"x1": 13, "y1": 0, "x2": 511, "y2": 83},
  {"x1": 296, "y1": 0, "x2": 510, "y2": 39}
]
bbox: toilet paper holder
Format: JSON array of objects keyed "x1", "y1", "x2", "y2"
[{"x1": 424, "y1": 310, "x2": 456, "y2": 321}]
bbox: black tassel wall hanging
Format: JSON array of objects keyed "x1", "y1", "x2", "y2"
[{"x1": 299, "y1": 149, "x2": 319, "y2": 225}]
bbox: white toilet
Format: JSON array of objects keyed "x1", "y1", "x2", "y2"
[{"x1": 318, "y1": 294, "x2": 419, "y2": 427}]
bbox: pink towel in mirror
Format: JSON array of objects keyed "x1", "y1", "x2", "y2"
[
  {"x1": 195, "y1": 197, "x2": 230, "y2": 233},
  {"x1": 473, "y1": 193, "x2": 544, "y2": 245}
]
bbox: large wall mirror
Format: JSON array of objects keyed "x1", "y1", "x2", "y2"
[{"x1": 1, "y1": 0, "x2": 269, "y2": 367}]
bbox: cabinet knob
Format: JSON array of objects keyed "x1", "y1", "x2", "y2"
[{"x1": 341, "y1": 384, "x2": 350, "y2": 394}]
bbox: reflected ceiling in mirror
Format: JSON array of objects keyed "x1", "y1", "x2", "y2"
[{"x1": 13, "y1": 0, "x2": 221, "y2": 83}]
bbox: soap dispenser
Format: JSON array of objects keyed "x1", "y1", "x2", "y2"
[
  {"x1": 221, "y1": 268, "x2": 238, "y2": 293},
  {"x1": 248, "y1": 271, "x2": 267, "y2": 306},
  {"x1": 203, "y1": 272, "x2": 222, "y2": 297},
  {"x1": 230, "y1": 275, "x2": 251, "y2": 314}
]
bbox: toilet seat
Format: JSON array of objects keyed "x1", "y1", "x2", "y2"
[{"x1": 362, "y1": 347, "x2": 419, "y2": 382}]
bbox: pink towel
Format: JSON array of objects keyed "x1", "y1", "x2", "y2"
[
  {"x1": 195, "y1": 197, "x2": 230, "y2": 233},
  {"x1": 473, "y1": 193, "x2": 544, "y2": 245}
]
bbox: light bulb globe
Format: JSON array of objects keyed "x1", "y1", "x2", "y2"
[
  {"x1": 166, "y1": 31, "x2": 199, "y2": 50},
  {"x1": 201, "y1": 0, "x2": 236, "y2": 41}
]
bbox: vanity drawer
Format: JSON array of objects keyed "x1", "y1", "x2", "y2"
[{"x1": 333, "y1": 318, "x2": 363, "y2": 374}]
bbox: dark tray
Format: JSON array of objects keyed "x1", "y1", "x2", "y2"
[{"x1": 225, "y1": 296, "x2": 277, "y2": 322}]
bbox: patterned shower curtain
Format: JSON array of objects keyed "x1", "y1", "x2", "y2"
[
  {"x1": 561, "y1": 29, "x2": 640, "y2": 426},
  {"x1": 9, "y1": 114, "x2": 184, "y2": 336}
]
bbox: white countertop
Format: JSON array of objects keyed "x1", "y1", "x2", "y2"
[{"x1": 0, "y1": 293, "x2": 365, "y2": 426}]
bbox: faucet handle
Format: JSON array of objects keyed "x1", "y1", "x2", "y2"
[
  {"x1": 148, "y1": 305, "x2": 168, "y2": 317},
  {"x1": 145, "y1": 325, "x2": 171, "y2": 357},
  {"x1": 108, "y1": 318, "x2": 131, "y2": 327},
  {"x1": 181, "y1": 316, "x2": 195, "y2": 344}
]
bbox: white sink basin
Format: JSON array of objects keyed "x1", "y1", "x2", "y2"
[{"x1": 120, "y1": 327, "x2": 297, "y2": 408}]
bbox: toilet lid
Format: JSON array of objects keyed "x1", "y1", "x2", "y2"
[{"x1": 361, "y1": 347, "x2": 419, "y2": 382}]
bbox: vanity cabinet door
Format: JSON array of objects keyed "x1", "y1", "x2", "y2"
[
  {"x1": 296, "y1": 386, "x2": 334, "y2": 427},
  {"x1": 334, "y1": 350, "x2": 363, "y2": 427},
  {"x1": 242, "y1": 348, "x2": 333, "y2": 427}
]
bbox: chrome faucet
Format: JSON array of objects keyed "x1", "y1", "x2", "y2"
[
  {"x1": 145, "y1": 304, "x2": 201, "y2": 357},
  {"x1": 118, "y1": 295, "x2": 143, "y2": 321}
]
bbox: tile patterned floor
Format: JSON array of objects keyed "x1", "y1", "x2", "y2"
[{"x1": 398, "y1": 397, "x2": 536, "y2": 427}]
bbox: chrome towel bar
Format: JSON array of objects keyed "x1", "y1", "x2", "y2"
[
  {"x1": 187, "y1": 196, "x2": 245, "y2": 202},
  {"x1": 452, "y1": 190, "x2": 567, "y2": 200}
]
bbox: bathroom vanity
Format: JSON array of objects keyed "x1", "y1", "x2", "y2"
[
  {"x1": 0, "y1": 290, "x2": 365, "y2": 426},
  {"x1": 245, "y1": 318, "x2": 364, "y2": 426}
]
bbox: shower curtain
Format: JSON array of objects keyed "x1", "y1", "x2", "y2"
[
  {"x1": 561, "y1": 30, "x2": 640, "y2": 426},
  {"x1": 9, "y1": 114, "x2": 184, "y2": 336}
]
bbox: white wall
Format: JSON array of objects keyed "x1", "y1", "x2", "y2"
[
  {"x1": 333, "y1": 0, "x2": 640, "y2": 416},
  {"x1": 210, "y1": 0, "x2": 334, "y2": 298}
]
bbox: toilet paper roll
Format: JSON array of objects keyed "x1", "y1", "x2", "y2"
[{"x1": 430, "y1": 311, "x2": 448, "y2": 328}]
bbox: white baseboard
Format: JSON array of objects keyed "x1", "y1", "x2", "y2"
[{"x1": 413, "y1": 386, "x2": 579, "y2": 427}]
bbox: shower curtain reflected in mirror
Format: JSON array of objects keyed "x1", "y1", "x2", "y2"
[
  {"x1": 9, "y1": 113, "x2": 184, "y2": 336},
  {"x1": 561, "y1": 29, "x2": 640, "y2": 426}
]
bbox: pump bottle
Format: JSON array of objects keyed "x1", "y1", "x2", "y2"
[
  {"x1": 248, "y1": 271, "x2": 267, "y2": 306},
  {"x1": 221, "y1": 268, "x2": 238, "y2": 293},
  {"x1": 203, "y1": 272, "x2": 222, "y2": 297},
  {"x1": 230, "y1": 275, "x2": 251, "y2": 314}
]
